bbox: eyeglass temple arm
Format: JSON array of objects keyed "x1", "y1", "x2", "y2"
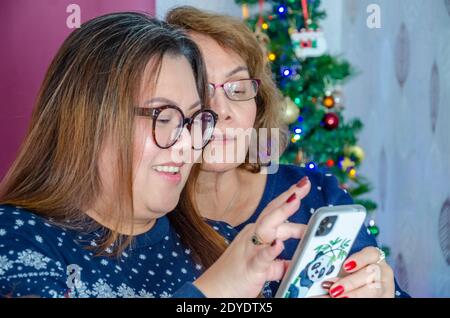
[{"x1": 134, "y1": 107, "x2": 159, "y2": 118}]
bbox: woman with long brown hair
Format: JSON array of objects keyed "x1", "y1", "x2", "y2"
[
  {"x1": 0, "y1": 12, "x2": 310, "y2": 298},
  {"x1": 167, "y1": 6, "x2": 409, "y2": 298}
]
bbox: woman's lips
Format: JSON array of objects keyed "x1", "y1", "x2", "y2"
[
  {"x1": 212, "y1": 135, "x2": 237, "y2": 145},
  {"x1": 152, "y1": 164, "x2": 183, "y2": 184}
]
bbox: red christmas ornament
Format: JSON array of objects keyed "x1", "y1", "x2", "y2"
[
  {"x1": 326, "y1": 159, "x2": 335, "y2": 167},
  {"x1": 323, "y1": 113, "x2": 339, "y2": 130}
]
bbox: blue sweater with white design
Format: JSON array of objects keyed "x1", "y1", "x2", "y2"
[{"x1": 0, "y1": 205, "x2": 236, "y2": 298}]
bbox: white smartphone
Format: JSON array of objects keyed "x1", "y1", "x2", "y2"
[{"x1": 275, "y1": 204, "x2": 367, "y2": 298}]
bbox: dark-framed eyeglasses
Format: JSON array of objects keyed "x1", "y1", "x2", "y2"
[
  {"x1": 134, "y1": 105, "x2": 218, "y2": 150},
  {"x1": 208, "y1": 79, "x2": 261, "y2": 101}
]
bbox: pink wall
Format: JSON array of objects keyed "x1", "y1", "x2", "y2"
[{"x1": 0, "y1": 0, "x2": 155, "y2": 180}]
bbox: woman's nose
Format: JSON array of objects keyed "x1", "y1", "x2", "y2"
[
  {"x1": 210, "y1": 89, "x2": 233, "y2": 122},
  {"x1": 177, "y1": 125, "x2": 192, "y2": 150}
]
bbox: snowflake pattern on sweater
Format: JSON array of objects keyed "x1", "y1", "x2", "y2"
[{"x1": 0, "y1": 205, "x2": 250, "y2": 298}]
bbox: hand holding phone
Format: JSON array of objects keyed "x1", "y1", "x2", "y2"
[{"x1": 275, "y1": 204, "x2": 367, "y2": 298}]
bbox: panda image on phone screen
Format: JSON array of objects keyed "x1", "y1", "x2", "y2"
[{"x1": 285, "y1": 252, "x2": 335, "y2": 298}]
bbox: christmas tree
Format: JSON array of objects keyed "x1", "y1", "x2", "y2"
[{"x1": 236, "y1": 0, "x2": 385, "y2": 253}]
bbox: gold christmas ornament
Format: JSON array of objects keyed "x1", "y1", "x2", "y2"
[
  {"x1": 344, "y1": 145, "x2": 365, "y2": 162},
  {"x1": 340, "y1": 157, "x2": 355, "y2": 172},
  {"x1": 322, "y1": 95, "x2": 335, "y2": 108},
  {"x1": 283, "y1": 97, "x2": 300, "y2": 124}
]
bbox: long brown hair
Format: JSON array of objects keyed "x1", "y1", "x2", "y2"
[{"x1": 0, "y1": 12, "x2": 226, "y2": 266}]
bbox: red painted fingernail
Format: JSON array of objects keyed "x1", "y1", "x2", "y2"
[
  {"x1": 286, "y1": 193, "x2": 296, "y2": 203},
  {"x1": 344, "y1": 260, "x2": 357, "y2": 271},
  {"x1": 296, "y1": 176, "x2": 309, "y2": 188},
  {"x1": 330, "y1": 285, "x2": 344, "y2": 298}
]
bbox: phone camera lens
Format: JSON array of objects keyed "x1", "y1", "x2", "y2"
[{"x1": 315, "y1": 215, "x2": 338, "y2": 237}]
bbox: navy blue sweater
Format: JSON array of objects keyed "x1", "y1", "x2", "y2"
[{"x1": 0, "y1": 205, "x2": 236, "y2": 298}]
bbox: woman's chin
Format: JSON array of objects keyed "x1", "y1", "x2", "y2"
[
  {"x1": 142, "y1": 198, "x2": 180, "y2": 218},
  {"x1": 200, "y1": 161, "x2": 242, "y2": 173}
]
